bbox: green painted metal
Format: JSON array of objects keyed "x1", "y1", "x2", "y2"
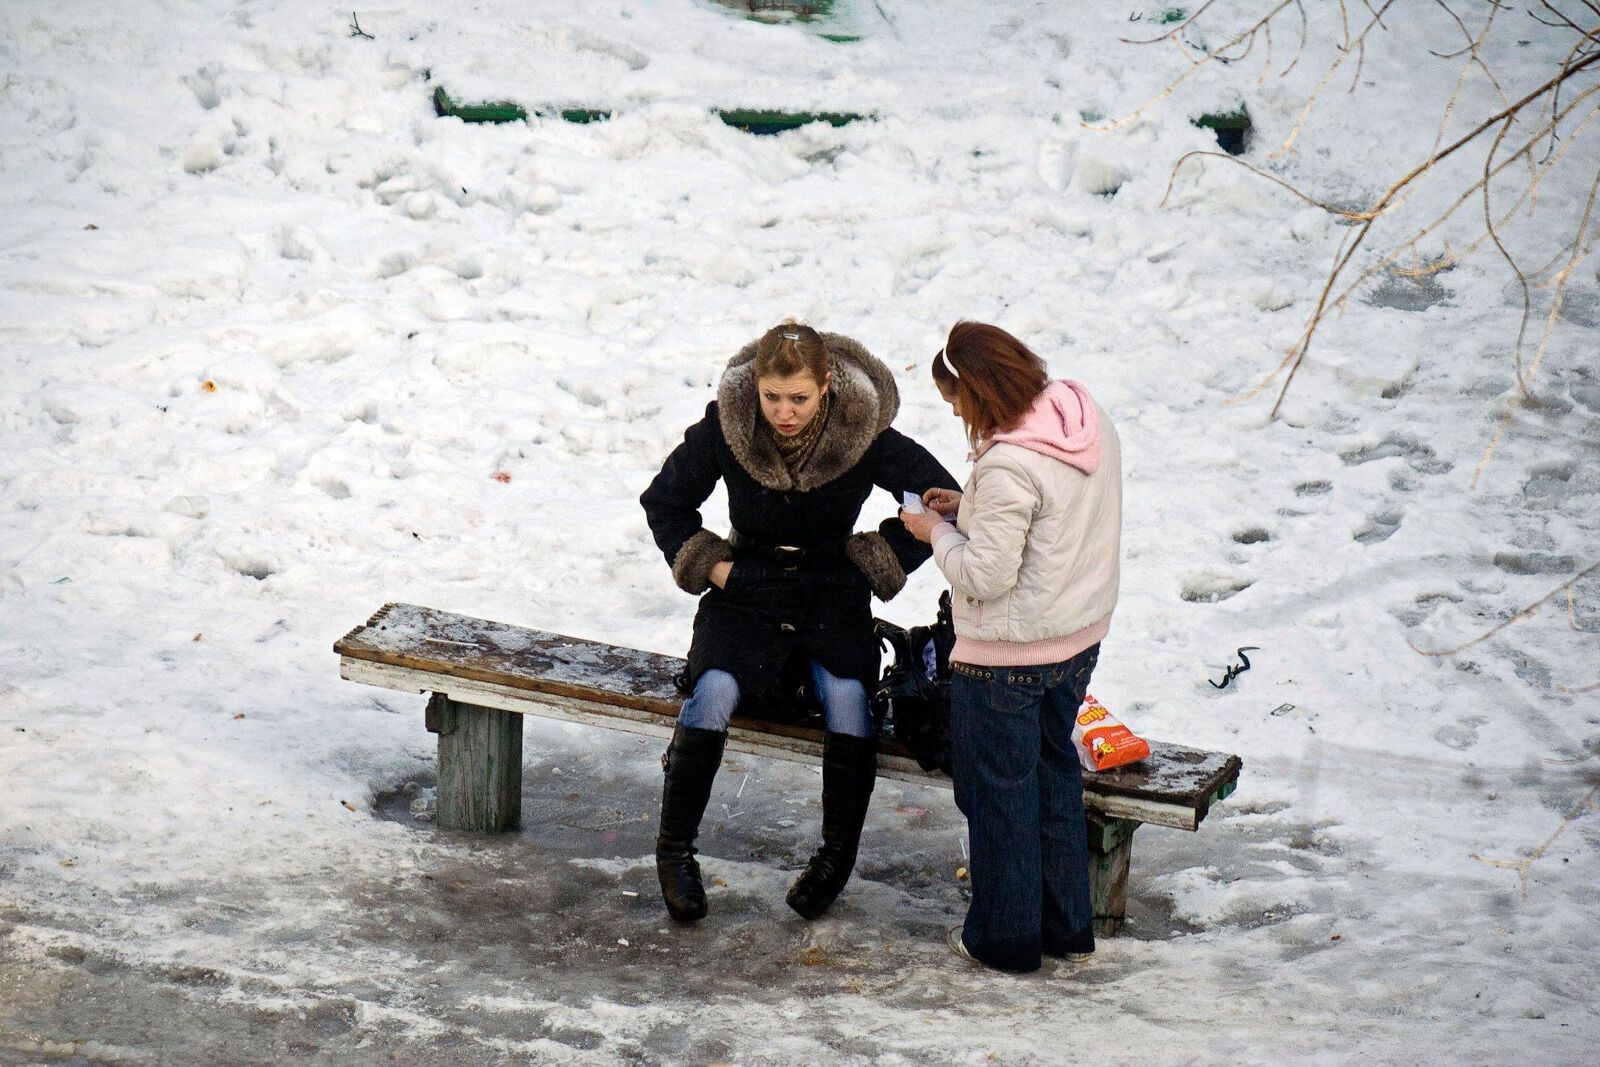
[
  {"x1": 1193, "y1": 106, "x2": 1250, "y2": 132},
  {"x1": 717, "y1": 108, "x2": 864, "y2": 134},
  {"x1": 559, "y1": 108, "x2": 613, "y2": 125},
  {"x1": 433, "y1": 85, "x2": 863, "y2": 135},
  {"x1": 433, "y1": 86, "x2": 527, "y2": 124},
  {"x1": 1193, "y1": 106, "x2": 1251, "y2": 155},
  {"x1": 711, "y1": 1, "x2": 860, "y2": 42},
  {"x1": 714, "y1": 0, "x2": 837, "y2": 23}
]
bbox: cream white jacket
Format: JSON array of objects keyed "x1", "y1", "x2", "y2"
[{"x1": 932, "y1": 406, "x2": 1122, "y2": 659}]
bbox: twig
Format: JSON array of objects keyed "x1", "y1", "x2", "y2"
[
  {"x1": 1223, "y1": 90, "x2": 1600, "y2": 407},
  {"x1": 1470, "y1": 783, "x2": 1599, "y2": 899},
  {"x1": 1120, "y1": 0, "x2": 1227, "y2": 46},
  {"x1": 1282, "y1": 0, "x2": 1310, "y2": 76},
  {"x1": 1158, "y1": 151, "x2": 1367, "y2": 216},
  {"x1": 1483, "y1": 114, "x2": 1535, "y2": 395},
  {"x1": 1266, "y1": 59, "x2": 1600, "y2": 417},
  {"x1": 349, "y1": 12, "x2": 373, "y2": 40},
  {"x1": 1471, "y1": 161, "x2": 1600, "y2": 486},
  {"x1": 1407, "y1": 561, "x2": 1600, "y2": 656},
  {"x1": 1090, "y1": 2, "x2": 1296, "y2": 132},
  {"x1": 1343, "y1": 94, "x2": 1600, "y2": 292},
  {"x1": 1271, "y1": 0, "x2": 1399, "y2": 159}
]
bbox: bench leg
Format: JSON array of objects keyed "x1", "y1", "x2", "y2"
[
  {"x1": 429, "y1": 693, "x2": 523, "y2": 833},
  {"x1": 1085, "y1": 811, "x2": 1139, "y2": 935}
]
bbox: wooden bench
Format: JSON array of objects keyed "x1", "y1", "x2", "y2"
[{"x1": 335, "y1": 603, "x2": 1243, "y2": 934}]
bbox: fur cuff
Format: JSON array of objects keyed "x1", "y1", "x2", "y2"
[
  {"x1": 845, "y1": 531, "x2": 907, "y2": 601},
  {"x1": 671, "y1": 529, "x2": 734, "y2": 594}
]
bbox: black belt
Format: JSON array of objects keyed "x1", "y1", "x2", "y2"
[{"x1": 729, "y1": 530, "x2": 847, "y2": 570}]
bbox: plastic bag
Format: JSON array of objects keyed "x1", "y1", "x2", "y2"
[{"x1": 1072, "y1": 694, "x2": 1150, "y2": 772}]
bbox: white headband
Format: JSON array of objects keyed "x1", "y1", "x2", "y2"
[{"x1": 938, "y1": 327, "x2": 961, "y2": 379}]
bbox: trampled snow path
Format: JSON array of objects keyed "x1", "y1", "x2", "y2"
[{"x1": 2, "y1": 1, "x2": 1597, "y2": 1062}]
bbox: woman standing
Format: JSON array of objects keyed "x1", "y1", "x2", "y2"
[
  {"x1": 900, "y1": 321, "x2": 1123, "y2": 974},
  {"x1": 641, "y1": 322, "x2": 957, "y2": 924}
]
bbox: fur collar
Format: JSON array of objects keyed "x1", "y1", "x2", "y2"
[{"x1": 717, "y1": 332, "x2": 900, "y2": 492}]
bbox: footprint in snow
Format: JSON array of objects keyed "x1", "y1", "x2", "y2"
[
  {"x1": 1337, "y1": 434, "x2": 1451, "y2": 476},
  {"x1": 1352, "y1": 511, "x2": 1402, "y2": 545}
]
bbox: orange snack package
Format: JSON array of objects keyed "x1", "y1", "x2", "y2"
[{"x1": 1071, "y1": 694, "x2": 1151, "y2": 772}]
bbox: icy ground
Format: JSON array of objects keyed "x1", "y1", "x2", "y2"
[{"x1": 2, "y1": 1, "x2": 1598, "y2": 1063}]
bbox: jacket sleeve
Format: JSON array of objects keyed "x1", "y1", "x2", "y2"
[
  {"x1": 639, "y1": 403, "x2": 733, "y2": 594},
  {"x1": 847, "y1": 428, "x2": 961, "y2": 600},
  {"x1": 932, "y1": 450, "x2": 1035, "y2": 602}
]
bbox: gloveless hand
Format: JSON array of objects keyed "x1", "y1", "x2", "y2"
[
  {"x1": 921, "y1": 487, "x2": 962, "y2": 518},
  {"x1": 899, "y1": 507, "x2": 947, "y2": 544}
]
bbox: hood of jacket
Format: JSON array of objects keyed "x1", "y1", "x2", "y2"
[
  {"x1": 977, "y1": 379, "x2": 1102, "y2": 475},
  {"x1": 717, "y1": 331, "x2": 900, "y2": 492}
]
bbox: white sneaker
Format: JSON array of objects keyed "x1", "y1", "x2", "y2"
[
  {"x1": 946, "y1": 925, "x2": 980, "y2": 965},
  {"x1": 1052, "y1": 951, "x2": 1092, "y2": 976}
]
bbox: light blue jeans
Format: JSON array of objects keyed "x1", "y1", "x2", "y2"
[{"x1": 679, "y1": 663, "x2": 873, "y2": 739}]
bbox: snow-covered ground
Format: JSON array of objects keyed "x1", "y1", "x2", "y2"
[{"x1": 2, "y1": 1, "x2": 1597, "y2": 1062}]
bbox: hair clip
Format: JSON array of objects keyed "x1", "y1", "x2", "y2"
[{"x1": 782, "y1": 330, "x2": 801, "y2": 341}]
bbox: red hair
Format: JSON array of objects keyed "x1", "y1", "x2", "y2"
[{"x1": 930, "y1": 321, "x2": 1049, "y2": 449}]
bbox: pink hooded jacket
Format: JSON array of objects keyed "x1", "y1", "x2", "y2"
[
  {"x1": 977, "y1": 379, "x2": 1102, "y2": 474},
  {"x1": 931, "y1": 380, "x2": 1123, "y2": 666}
]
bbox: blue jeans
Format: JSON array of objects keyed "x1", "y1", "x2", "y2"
[
  {"x1": 679, "y1": 664, "x2": 874, "y2": 739},
  {"x1": 949, "y1": 644, "x2": 1100, "y2": 972}
]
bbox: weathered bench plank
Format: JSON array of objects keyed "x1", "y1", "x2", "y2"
[{"x1": 336, "y1": 603, "x2": 1242, "y2": 832}]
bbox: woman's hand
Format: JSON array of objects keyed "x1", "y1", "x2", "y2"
[
  {"x1": 899, "y1": 508, "x2": 947, "y2": 544},
  {"x1": 709, "y1": 561, "x2": 733, "y2": 590},
  {"x1": 922, "y1": 487, "x2": 962, "y2": 518}
]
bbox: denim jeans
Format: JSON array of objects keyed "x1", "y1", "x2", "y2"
[
  {"x1": 679, "y1": 664, "x2": 874, "y2": 739},
  {"x1": 949, "y1": 644, "x2": 1100, "y2": 973}
]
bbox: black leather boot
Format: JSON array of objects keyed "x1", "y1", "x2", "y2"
[
  {"x1": 786, "y1": 732, "x2": 877, "y2": 920},
  {"x1": 656, "y1": 724, "x2": 726, "y2": 923}
]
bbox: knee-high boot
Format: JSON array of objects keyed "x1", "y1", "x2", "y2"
[
  {"x1": 656, "y1": 724, "x2": 727, "y2": 923},
  {"x1": 786, "y1": 732, "x2": 877, "y2": 920}
]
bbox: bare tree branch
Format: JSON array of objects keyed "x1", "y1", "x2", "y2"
[
  {"x1": 1408, "y1": 561, "x2": 1600, "y2": 656},
  {"x1": 1119, "y1": 0, "x2": 1227, "y2": 46},
  {"x1": 1088, "y1": 1, "x2": 1296, "y2": 133},
  {"x1": 1471, "y1": 160, "x2": 1600, "y2": 487},
  {"x1": 1264, "y1": 53, "x2": 1600, "y2": 417}
]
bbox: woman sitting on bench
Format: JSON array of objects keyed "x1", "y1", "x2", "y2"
[{"x1": 641, "y1": 322, "x2": 957, "y2": 924}]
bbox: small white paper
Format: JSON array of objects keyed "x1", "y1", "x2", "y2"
[{"x1": 901, "y1": 491, "x2": 926, "y2": 514}]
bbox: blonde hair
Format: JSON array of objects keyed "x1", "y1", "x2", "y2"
[{"x1": 754, "y1": 321, "x2": 829, "y2": 384}]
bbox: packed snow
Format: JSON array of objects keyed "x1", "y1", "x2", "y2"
[{"x1": 2, "y1": 1, "x2": 1597, "y2": 1062}]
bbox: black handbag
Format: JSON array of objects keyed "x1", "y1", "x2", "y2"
[{"x1": 871, "y1": 591, "x2": 956, "y2": 774}]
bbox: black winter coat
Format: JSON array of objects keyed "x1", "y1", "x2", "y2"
[{"x1": 641, "y1": 332, "x2": 958, "y2": 714}]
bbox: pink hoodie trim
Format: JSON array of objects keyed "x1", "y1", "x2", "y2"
[
  {"x1": 976, "y1": 379, "x2": 1100, "y2": 475},
  {"x1": 952, "y1": 614, "x2": 1112, "y2": 668}
]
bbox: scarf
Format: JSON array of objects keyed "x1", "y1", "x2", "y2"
[{"x1": 767, "y1": 391, "x2": 833, "y2": 480}]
